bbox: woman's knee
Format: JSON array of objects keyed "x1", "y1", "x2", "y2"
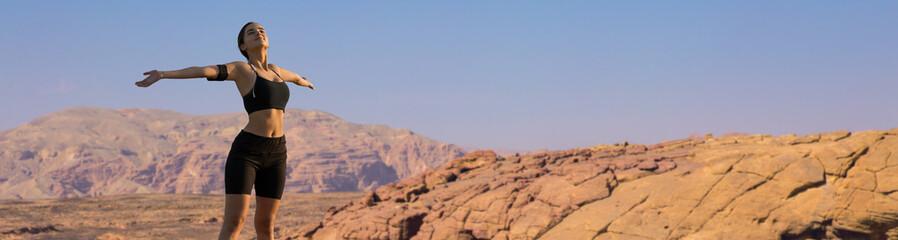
[
  {"x1": 223, "y1": 216, "x2": 246, "y2": 230},
  {"x1": 254, "y1": 217, "x2": 274, "y2": 230}
]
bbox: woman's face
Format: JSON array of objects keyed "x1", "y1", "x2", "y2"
[{"x1": 241, "y1": 23, "x2": 268, "y2": 52}]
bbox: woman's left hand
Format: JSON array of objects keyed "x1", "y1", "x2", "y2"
[{"x1": 296, "y1": 77, "x2": 314, "y2": 90}]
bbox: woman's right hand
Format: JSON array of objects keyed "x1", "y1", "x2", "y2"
[{"x1": 136, "y1": 70, "x2": 163, "y2": 87}]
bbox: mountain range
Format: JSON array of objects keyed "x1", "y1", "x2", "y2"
[{"x1": 0, "y1": 107, "x2": 466, "y2": 199}]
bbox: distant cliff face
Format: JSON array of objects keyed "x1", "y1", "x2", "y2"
[
  {"x1": 297, "y1": 129, "x2": 898, "y2": 240},
  {"x1": 0, "y1": 107, "x2": 465, "y2": 199}
]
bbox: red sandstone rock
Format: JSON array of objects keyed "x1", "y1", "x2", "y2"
[{"x1": 297, "y1": 130, "x2": 898, "y2": 240}]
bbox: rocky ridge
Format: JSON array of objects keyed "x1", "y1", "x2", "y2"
[
  {"x1": 296, "y1": 129, "x2": 898, "y2": 240},
  {"x1": 0, "y1": 107, "x2": 465, "y2": 199}
]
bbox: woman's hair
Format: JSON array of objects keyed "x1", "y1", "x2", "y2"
[{"x1": 237, "y1": 22, "x2": 258, "y2": 60}]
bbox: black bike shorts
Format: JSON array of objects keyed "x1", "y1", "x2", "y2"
[{"x1": 225, "y1": 130, "x2": 287, "y2": 199}]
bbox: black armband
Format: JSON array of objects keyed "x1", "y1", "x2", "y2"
[{"x1": 206, "y1": 64, "x2": 228, "y2": 81}]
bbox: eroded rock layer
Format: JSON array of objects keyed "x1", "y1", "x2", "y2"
[{"x1": 297, "y1": 129, "x2": 898, "y2": 240}]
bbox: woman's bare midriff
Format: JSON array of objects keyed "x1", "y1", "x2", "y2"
[{"x1": 243, "y1": 109, "x2": 285, "y2": 138}]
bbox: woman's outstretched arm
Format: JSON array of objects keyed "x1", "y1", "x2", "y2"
[
  {"x1": 270, "y1": 64, "x2": 315, "y2": 90},
  {"x1": 135, "y1": 61, "x2": 245, "y2": 87}
]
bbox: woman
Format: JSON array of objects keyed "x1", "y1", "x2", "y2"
[{"x1": 135, "y1": 22, "x2": 314, "y2": 240}]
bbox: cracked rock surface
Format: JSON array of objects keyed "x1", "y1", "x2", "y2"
[{"x1": 295, "y1": 129, "x2": 898, "y2": 240}]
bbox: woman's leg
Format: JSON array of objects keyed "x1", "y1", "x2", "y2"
[
  {"x1": 254, "y1": 196, "x2": 281, "y2": 240},
  {"x1": 253, "y1": 141, "x2": 287, "y2": 239},
  {"x1": 219, "y1": 194, "x2": 252, "y2": 240}
]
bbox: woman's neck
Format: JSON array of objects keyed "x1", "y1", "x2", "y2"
[{"x1": 247, "y1": 51, "x2": 269, "y2": 71}]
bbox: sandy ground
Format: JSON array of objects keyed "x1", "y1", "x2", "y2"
[{"x1": 0, "y1": 192, "x2": 365, "y2": 240}]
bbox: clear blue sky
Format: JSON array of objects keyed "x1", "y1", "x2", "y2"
[{"x1": 1, "y1": 1, "x2": 896, "y2": 151}]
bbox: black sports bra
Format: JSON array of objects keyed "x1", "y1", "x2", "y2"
[{"x1": 207, "y1": 64, "x2": 290, "y2": 114}]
